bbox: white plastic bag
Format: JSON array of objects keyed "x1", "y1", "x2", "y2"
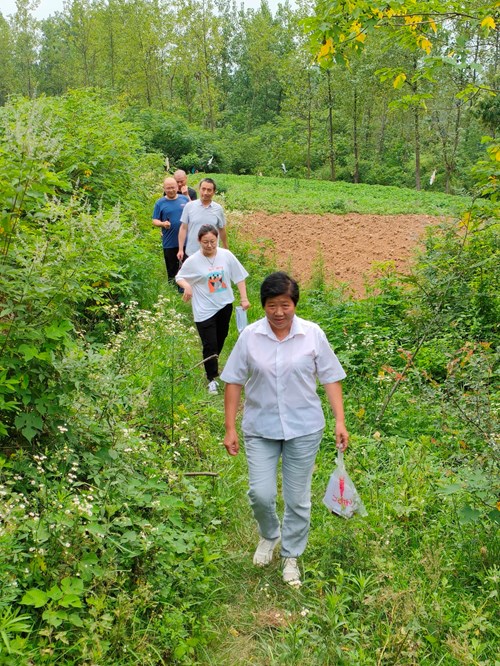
[
  {"x1": 235, "y1": 306, "x2": 248, "y2": 333},
  {"x1": 323, "y1": 450, "x2": 367, "y2": 518}
]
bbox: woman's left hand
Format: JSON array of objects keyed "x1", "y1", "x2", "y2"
[
  {"x1": 240, "y1": 298, "x2": 250, "y2": 311},
  {"x1": 223, "y1": 429, "x2": 240, "y2": 456},
  {"x1": 335, "y1": 421, "x2": 349, "y2": 452}
]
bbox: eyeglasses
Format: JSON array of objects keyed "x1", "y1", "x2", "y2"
[{"x1": 200, "y1": 240, "x2": 217, "y2": 246}]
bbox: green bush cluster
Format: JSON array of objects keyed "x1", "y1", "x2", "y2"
[
  {"x1": 0, "y1": 94, "x2": 161, "y2": 443},
  {"x1": 1, "y1": 286, "x2": 229, "y2": 662}
]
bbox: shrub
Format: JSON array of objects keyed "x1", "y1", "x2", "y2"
[{"x1": 0, "y1": 96, "x2": 158, "y2": 444}]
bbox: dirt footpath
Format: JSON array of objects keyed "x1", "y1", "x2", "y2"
[{"x1": 234, "y1": 212, "x2": 439, "y2": 298}]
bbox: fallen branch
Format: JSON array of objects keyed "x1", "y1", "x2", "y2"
[{"x1": 179, "y1": 354, "x2": 218, "y2": 378}]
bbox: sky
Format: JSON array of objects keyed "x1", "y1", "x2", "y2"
[{"x1": 2, "y1": 0, "x2": 286, "y2": 20}]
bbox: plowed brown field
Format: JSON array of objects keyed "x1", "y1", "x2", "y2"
[{"x1": 234, "y1": 212, "x2": 439, "y2": 298}]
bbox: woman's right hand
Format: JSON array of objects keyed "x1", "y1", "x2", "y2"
[
  {"x1": 224, "y1": 429, "x2": 239, "y2": 456},
  {"x1": 181, "y1": 284, "x2": 192, "y2": 302}
]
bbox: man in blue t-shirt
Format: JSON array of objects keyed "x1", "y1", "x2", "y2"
[{"x1": 152, "y1": 177, "x2": 189, "y2": 284}]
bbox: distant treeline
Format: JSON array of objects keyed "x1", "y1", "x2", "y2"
[{"x1": 1, "y1": 0, "x2": 498, "y2": 191}]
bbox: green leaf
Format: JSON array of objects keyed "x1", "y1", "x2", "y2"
[
  {"x1": 58, "y1": 595, "x2": 82, "y2": 609},
  {"x1": 68, "y1": 613, "x2": 84, "y2": 627},
  {"x1": 121, "y1": 530, "x2": 138, "y2": 543},
  {"x1": 458, "y1": 505, "x2": 482, "y2": 524},
  {"x1": 14, "y1": 412, "x2": 44, "y2": 442},
  {"x1": 44, "y1": 320, "x2": 73, "y2": 340},
  {"x1": 80, "y1": 553, "x2": 98, "y2": 565},
  {"x1": 21, "y1": 588, "x2": 49, "y2": 608},
  {"x1": 487, "y1": 509, "x2": 500, "y2": 524},
  {"x1": 60, "y1": 577, "x2": 84, "y2": 596},
  {"x1": 34, "y1": 524, "x2": 50, "y2": 544},
  {"x1": 46, "y1": 585, "x2": 63, "y2": 601},
  {"x1": 42, "y1": 609, "x2": 67, "y2": 627},
  {"x1": 438, "y1": 483, "x2": 462, "y2": 495},
  {"x1": 86, "y1": 523, "x2": 107, "y2": 538}
]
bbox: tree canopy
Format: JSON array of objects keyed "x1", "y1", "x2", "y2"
[{"x1": 0, "y1": 0, "x2": 498, "y2": 189}]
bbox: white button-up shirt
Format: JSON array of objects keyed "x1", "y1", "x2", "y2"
[{"x1": 220, "y1": 315, "x2": 346, "y2": 440}]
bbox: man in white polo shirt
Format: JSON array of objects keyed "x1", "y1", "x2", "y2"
[{"x1": 177, "y1": 178, "x2": 228, "y2": 261}]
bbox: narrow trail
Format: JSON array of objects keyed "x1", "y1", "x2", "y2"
[
  {"x1": 200, "y1": 423, "x2": 349, "y2": 665},
  {"x1": 200, "y1": 450, "x2": 289, "y2": 664}
]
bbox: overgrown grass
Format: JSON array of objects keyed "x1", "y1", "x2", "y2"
[
  {"x1": 199, "y1": 432, "x2": 499, "y2": 665},
  {"x1": 2, "y1": 214, "x2": 498, "y2": 664},
  {"x1": 1, "y1": 98, "x2": 498, "y2": 664}
]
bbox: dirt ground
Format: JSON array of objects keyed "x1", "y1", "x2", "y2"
[{"x1": 234, "y1": 212, "x2": 439, "y2": 298}]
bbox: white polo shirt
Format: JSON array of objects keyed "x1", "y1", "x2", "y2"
[{"x1": 220, "y1": 315, "x2": 346, "y2": 440}]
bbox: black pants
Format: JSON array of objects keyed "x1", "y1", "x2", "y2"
[
  {"x1": 195, "y1": 303, "x2": 233, "y2": 381},
  {"x1": 163, "y1": 247, "x2": 181, "y2": 283}
]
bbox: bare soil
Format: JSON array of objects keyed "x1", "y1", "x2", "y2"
[{"x1": 234, "y1": 212, "x2": 439, "y2": 298}]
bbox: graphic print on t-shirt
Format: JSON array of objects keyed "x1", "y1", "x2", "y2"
[{"x1": 207, "y1": 268, "x2": 227, "y2": 293}]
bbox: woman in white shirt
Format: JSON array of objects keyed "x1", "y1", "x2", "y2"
[
  {"x1": 221, "y1": 272, "x2": 348, "y2": 586},
  {"x1": 176, "y1": 225, "x2": 250, "y2": 395}
]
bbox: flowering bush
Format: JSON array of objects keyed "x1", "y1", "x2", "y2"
[{"x1": 0, "y1": 296, "x2": 226, "y2": 663}]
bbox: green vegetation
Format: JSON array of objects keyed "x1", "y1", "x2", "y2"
[
  {"x1": 204, "y1": 174, "x2": 470, "y2": 216},
  {"x1": 1, "y1": 93, "x2": 498, "y2": 664},
  {"x1": 1, "y1": 0, "x2": 498, "y2": 193}
]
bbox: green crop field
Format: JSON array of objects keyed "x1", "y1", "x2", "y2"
[{"x1": 188, "y1": 173, "x2": 471, "y2": 217}]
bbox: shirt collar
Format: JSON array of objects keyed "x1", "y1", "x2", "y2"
[{"x1": 256, "y1": 315, "x2": 305, "y2": 341}]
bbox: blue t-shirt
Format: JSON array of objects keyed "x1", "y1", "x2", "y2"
[{"x1": 152, "y1": 195, "x2": 189, "y2": 249}]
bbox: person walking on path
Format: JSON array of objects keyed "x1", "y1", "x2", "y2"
[
  {"x1": 177, "y1": 178, "x2": 228, "y2": 262},
  {"x1": 152, "y1": 177, "x2": 189, "y2": 284},
  {"x1": 175, "y1": 224, "x2": 250, "y2": 394},
  {"x1": 220, "y1": 272, "x2": 348, "y2": 587},
  {"x1": 174, "y1": 169, "x2": 197, "y2": 201}
]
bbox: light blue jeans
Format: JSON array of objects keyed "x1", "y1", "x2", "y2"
[{"x1": 244, "y1": 429, "x2": 324, "y2": 558}]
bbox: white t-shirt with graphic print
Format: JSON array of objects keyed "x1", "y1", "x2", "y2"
[{"x1": 175, "y1": 248, "x2": 249, "y2": 322}]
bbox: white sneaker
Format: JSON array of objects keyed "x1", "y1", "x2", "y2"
[
  {"x1": 253, "y1": 536, "x2": 280, "y2": 566},
  {"x1": 282, "y1": 558, "x2": 301, "y2": 587},
  {"x1": 207, "y1": 380, "x2": 219, "y2": 394}
]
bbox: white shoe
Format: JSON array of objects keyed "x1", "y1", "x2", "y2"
[
  {"x1": 253, "y1": 536, "x2": 280, "y2": 566},
  {"x1": 282, "y1": 558, "x2": 301, "y2": 587},
  {"x1": 207, "y1": 380, "x2": 219, "y2": 394}
]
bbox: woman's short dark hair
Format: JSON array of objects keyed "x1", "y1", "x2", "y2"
[
  {"x1": 198, "y1": 224, "x2": 219, "y2": 240},
  {"x1": 260, "y1": 272, "x2": 299, "y2": 307}
]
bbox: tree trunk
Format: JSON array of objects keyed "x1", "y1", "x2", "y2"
[
  {"x1": 378, "y1": 100, "x2": 388, "y2": 158},
  {"x1": 414, "y1": 108, "x2": 421, "y2": 191},
  {"x1": 495, "y1": 27, "x2": 500, "y2": 76},
  {"x1": 353, "y1": 87, "x2": 360, "y2": 184},
  {"x1": 364, "y1": 103, "x2": 372, "y2": 151},
  {"x1": 201, "y1": 8, "x2": 216, "y2": 131},
  {"x1": 326, "y1": 69, "x2": 336, "y2": 181},
  {"x1": 306, "y1": 71, "x2": 312, "y2": 179}
]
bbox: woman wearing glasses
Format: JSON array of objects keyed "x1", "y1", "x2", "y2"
[{"x1": 176, "y1": 224, "x2": 251, "y2": 394}]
